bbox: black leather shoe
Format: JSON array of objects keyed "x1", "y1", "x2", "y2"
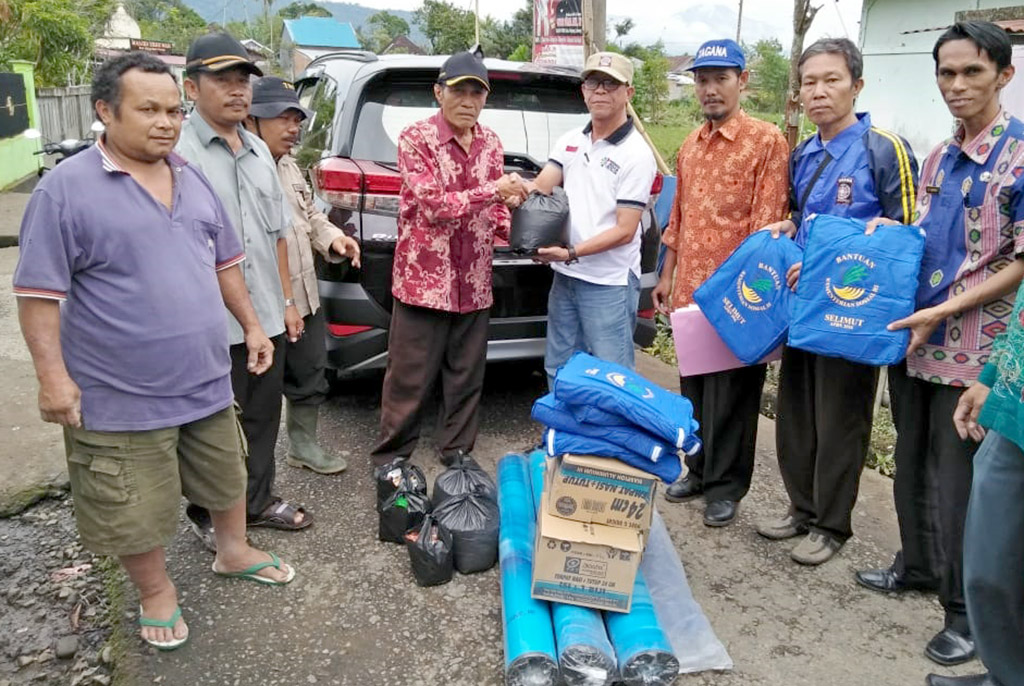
[
  {"x1": 926, "y1": 673, "x2": 1002, "y2": 686},
  {"x1": 665, "y1": 475, "x2": 703, "y2": 502},
  {"x1": 856, "y1": 566, "x2": 938, "y2": 594},
  {"x1": 925, "y1": 627, "x2": 976, "y2": 666},
  {"x1": 703, "y1": 500, "x2": 738, "y2": 527}
]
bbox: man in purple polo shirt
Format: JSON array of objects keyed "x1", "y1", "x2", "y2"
[{"x1": 15, "y1": 52, "x2": 295, "y2": 651}]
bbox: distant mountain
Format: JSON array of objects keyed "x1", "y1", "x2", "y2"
[{"x1": 180, "y1": 0, "x2": 426, "y2": 44}]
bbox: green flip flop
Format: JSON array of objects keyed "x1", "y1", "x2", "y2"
[
  {"x1": 212, "y1": 551, "x2": 296, "y2": 586},
  {"x1": 139, "y1": 605, "x2": 189, "y2": 651}
]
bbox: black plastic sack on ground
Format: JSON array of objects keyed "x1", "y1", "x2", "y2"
[
  {"x1": 432, "y1": 486, "x2": 500, "y2": 574},
  {"x1": 374, "y1": 459, "x2": 427, "y2": 506},
  {"x1": 510, "y1": 188, "x2": 570, "y2": 255},
  {"x1": 432, "y1": 455, "x2": 497, "y2": 506},
  {"x1": 404, "y1": 514, "x2": 455, "y2": 587},
  {"x1": 378, "y1": 489, "x2": 431, "y2": 544}
]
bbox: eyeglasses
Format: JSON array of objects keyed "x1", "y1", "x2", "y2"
[{"x1": 582, "y1": 76, "x2": 625, "y2": 92}]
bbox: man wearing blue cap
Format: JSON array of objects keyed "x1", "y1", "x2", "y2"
[
  {"x1": 245, "y1": 76, "x2": 361, "y2": 476},
  {"x1": 653, "y1": 39, "x2": 789, "y2": 527}
]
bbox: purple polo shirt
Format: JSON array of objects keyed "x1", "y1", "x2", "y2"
[{"x1": 13, "y1": 141, "x2": 244, "y2": 431}]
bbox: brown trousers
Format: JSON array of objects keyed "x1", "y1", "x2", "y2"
[{"x1": 371, "y1": 301, "x2": 489, "y2": 467}]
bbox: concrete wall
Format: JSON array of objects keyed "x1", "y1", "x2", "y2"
[
  {"x1": 858, "y1": 0, "x2": 1024, "y2": 161},
  {"x1": 0, "y1": 62, "x2": 40, "y2": 190}
]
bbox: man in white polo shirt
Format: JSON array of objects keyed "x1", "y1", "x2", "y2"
[{"x1": 528, "y1": 52, "x2": 657, "y2": 384}]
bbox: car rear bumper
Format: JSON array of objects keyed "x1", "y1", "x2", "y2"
[{"x1": 321, "y1": 279, "x2": 658, "y2": 378}]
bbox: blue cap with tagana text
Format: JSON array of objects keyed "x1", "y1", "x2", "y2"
[{"x1": 688, "y1": 38, "x2": 746, "y2": 71}]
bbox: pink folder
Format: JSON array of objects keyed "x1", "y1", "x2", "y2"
[{"x1": 671, "y1": 305, "x2": 782, "y2": 378}]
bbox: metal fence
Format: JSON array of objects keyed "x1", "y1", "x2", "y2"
[{"x1": 36, "y1": 86, "x2": 93, "y2": 141}]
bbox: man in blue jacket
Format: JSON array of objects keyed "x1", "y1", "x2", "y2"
[{"x1": 760, "y1": 38, "x2": 918, "y2": 566}]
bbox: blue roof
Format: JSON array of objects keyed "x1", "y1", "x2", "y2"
[{"x1": 283, "y1": 17, "x2": 360, "y2": 49}]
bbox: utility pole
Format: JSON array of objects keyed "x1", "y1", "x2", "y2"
[
  {"x1": 736, "y1": 0, "x2": 744, "y2": 42},
  {"x1": 592, "y1": 0, "x2": 606, "y2": 50},
  {"x1": 474, "y1": 0, "x2": 480, "y2": 46},
  {"x1": 784, "y1": 0, "x2": 821, "y2": 148}
]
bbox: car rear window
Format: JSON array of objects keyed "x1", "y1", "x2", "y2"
[{"x1": 351, "y1": 72, "x2": 590, "y2": 166}]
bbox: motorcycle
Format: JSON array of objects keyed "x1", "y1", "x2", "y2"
[{"x1": 23, "y1": 121, "x2": 105, "y2": 176}]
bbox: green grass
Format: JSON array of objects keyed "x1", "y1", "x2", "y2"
[{"x1": 96, "y1": 555, "x2": 138, "y2": 686}]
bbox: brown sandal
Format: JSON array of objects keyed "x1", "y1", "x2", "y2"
[{"x1": 247, "y1": 498, "x2": 313, "y2": 531}]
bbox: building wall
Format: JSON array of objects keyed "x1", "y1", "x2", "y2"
[
  {"x1": 858, "y1": 0, "x2": 1024, "y2": 160},
  {"x1": 0, "y1": 62, "x2": 41, "y2": 191}
]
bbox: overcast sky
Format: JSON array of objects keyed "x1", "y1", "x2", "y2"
[{"x1": 350, "y1": 0, "x2": 863, "y2": 55}]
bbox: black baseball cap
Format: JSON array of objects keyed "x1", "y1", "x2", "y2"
[
  {"x1": 186, "y1": 33, "x2": 263, "y2": 76},
  {"x1": 438, "y1": 52, "x2": 489, "y2": 90},
  {"x1": 250, "y1": 77, "x2": 312, "y2": 119}
]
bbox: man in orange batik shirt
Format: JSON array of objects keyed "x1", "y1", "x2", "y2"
[{"x1": 653, "y1": 38, "x2": 789, "y2": 527}]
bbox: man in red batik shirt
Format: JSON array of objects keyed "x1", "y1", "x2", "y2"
[{"x1": 370, "y1": 51, "x2": 526, "y2": 471}]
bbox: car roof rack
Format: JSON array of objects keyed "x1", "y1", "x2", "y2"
[{"x1": 309, "y1": 50, "x2": 379, "y2": 65}]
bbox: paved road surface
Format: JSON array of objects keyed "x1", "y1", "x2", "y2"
[{"x1": 115, "y1": 355, "x2": 976, "y2": 686}]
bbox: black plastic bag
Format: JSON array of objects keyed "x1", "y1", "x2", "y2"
[
  {"x1": 432, "y1": 486, "x2": 500, "y2": 574},
  {"x1": 510, "y1": 188, "x2": 570, "y2": 255},
  {"x1": 379, "y1": 489, "x2": 432, "y2": 544},
  {"x1": 405, "y1": 514, "x2": 455, "y2": 587},
  {"x1": 374, "y1": 459, "x2": 427, "y2": 506},
  {"x1": 432, "y1": 454, "x2": 497, "y2": 506}
]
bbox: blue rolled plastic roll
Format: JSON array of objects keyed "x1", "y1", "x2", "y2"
[
  {"x1": 527, "y1": 450, "x2": 618, "y2": 686},
  {"x1": 497, "y1": 453, "x2": 559, "y2": 686},
  {"x1": 604, "y1": 570, "x2": 680, "y2": 686}
]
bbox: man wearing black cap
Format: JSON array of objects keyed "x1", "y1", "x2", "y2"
[
  {"x1": 369, "y1": 51, "x2": 526, "y2": 471},
  {"x1": 177, "y1": 33, "x2": 311, "y2": 547},
  {"x1": 245, "y1": 76, "x2": 360, "y2": 476}
]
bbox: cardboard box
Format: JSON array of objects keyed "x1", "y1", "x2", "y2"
[
  {"x1": 532, "y1": 487, "x2": 643, "y2": 613},
  {"x1": 548, "y1": 454, "x2": 657, "y2": 533}
]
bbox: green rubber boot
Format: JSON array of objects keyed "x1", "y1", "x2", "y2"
[{"x1": 285, "y1": 401, "x2": 347, "y2": 474}]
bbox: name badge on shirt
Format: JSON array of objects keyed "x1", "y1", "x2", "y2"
[
  {"x1": 925, "y1": 186, "x2": 941, "y2": 194},
  {"x1": 836, "y1": 176, "x2": 854, "y2": 205}
]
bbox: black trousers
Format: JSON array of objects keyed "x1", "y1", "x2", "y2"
[
  {"x1": 283, "y1": 309, "x2": 329, "y2": 406},
  {"x1": 679, "y1": 364, "x2": 767, "y2": 502},
  {"x1": 370, "y1": 302, "x2": 489, "y2": 467},
  {"x1": 231, "y1": 334, "x2": 287, "y2": 518},
  {"x1": 776, "y1": 347, "x2": 877, "y2": 541},
  {"x1": 889, "y1": 362, "x2": 975, "y2": 633}
]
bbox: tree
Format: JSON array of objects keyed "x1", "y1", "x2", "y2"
[
  {"x1": 612, "y1": 18, "x2": 634, "y2": 46},
  {"x1": 747, "y1": 38, "x2": 789, "y2": 114},
  {"x1": 0, "y1": 0, "x2": 114, "y2": 86},
  {"x1": 414, "y1": 0, "x2": 475, "y2": 55},
  {"x1": 482, "y1": 1, "x2": 531, "y2": 59},
  {"x1": 359, "y1": 11, "x2": 410, "y2": 53},
  {"x1": 785, "y1": 0, "x2": 820, "y2": 147},
  {"x1": 612, "y1": 41, "x2": 670, "y2": 123},
  {"x1": 123, "y1": 0, "x2": 209, "y2": 54},
  {"x1": 279, "y1": 2, "x2": 331, "y2": 19},
  {"x1": 507, "y1": 44, "x2": 530, "y2": 62}
]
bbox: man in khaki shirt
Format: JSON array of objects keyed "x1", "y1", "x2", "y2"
[{"x1": 246, "y1": 76, "x2": 360, "y2": 474}]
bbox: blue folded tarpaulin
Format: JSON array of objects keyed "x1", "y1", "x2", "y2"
[
  {"x1": 788, "y1": 214, "x2": 926, "y2": 366},
  {"x1": 566, "y1": 403, "x2": 633, "y2": 427},
  {"x1": 544, "y1": 428, "x2": 683, "y2": 484},
  {"x1": 553, "y1": 352, "x2": 699, "y2": 451},
  {"x1": 532, "y1": 394, "x2": 678, "y2": 464},
  {"x1": 693, "y1": 230, "x2": 803, "y2": 364}
]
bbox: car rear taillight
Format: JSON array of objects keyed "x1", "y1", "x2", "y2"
[
  {"x1": 327, "y1": 323, "x2": 374, "y2": 337},
  {"x1": 637, "y1": 308, "x2": 655, "y2": 320},
  {"x1": 650, "y1": 173, "x2": 663, "y2": 196},
  {"x1": 313, "y1": 158, "x2": 362, "y2": 212},
  {"x1": 312, "y1": 158, "x2": 402, "y2": 217},
  {"x1": 358, "y1": 161, "x2": 402, "y2": 217}
]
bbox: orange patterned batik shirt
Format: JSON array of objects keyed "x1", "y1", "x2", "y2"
[{"x1": 662, "y1": 109, "x2": 790, "y2": 307}]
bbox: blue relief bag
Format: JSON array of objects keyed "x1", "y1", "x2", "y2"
[
  {"x1": 788, "y1": 214, "x2": 926, "y2": 366},
  {"x1": 542, "y1": 428, "x2": 683, "y2": 484},
  {"x1": 531, "y1": 393, "x2": 690, "y2": 464},
  {"x1": 692, "y1": 230, "x2": 803, "y2": 365},
  {"x1": 552, "y1": 352, "x2": 700, "y2": 452}
]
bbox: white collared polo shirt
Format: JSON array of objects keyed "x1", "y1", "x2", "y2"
[{"x1": 548, "y1": 117, "x2": 656, "y2": 286}]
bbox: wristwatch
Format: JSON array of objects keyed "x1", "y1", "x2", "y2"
[
  {"x1": 284, "y1": 298, "x2": 296, "y2": 307},
  {"x1": 565, "y1": 245, "x2": 579, "y2": 265}
]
